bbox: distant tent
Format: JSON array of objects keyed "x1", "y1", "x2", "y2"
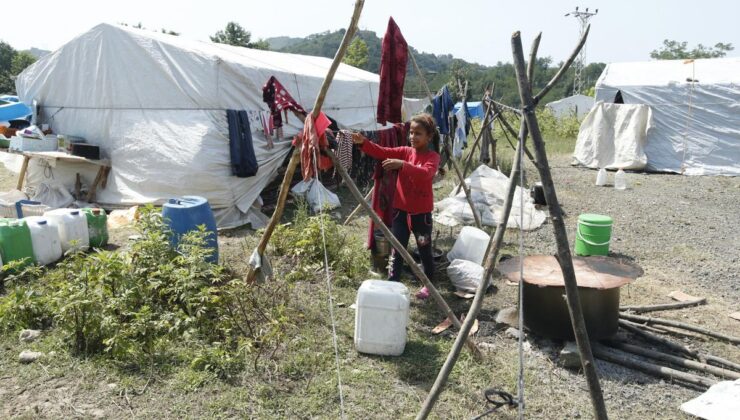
[
  {"x1": 591, "y1": 57, "x2": 740, "y2": 176},
  {"x1": 545, "y1": 94, "x2": 594, "y2": 119},
  {"x1": 5, "y1": 23, "x2": 384, "y2": 227},
  {"x1": 452, "y1": 101, "x2": 484, "y2": 119}
]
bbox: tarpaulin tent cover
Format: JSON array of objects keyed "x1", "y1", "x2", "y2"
[
  {"x1": 594, "y1": 57, "x2": 740, "y2": 176},
  {"x1": 4, "y1": 23, "x2": 383, "y2": 227},
  {"x1": 452, "y1": 101, "x2": 484, "y2": 119}
]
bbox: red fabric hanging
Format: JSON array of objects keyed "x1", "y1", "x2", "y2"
[
  {"x1": 376, "y1": 17, "x2": 408, "y2": 125},
  {"x1": 292, "y1": 112, "x2": 333, "y2": 181}
]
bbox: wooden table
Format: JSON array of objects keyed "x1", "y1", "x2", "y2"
[{"x1": 5, "y1": 150, "x2": 111, "y2": 202}]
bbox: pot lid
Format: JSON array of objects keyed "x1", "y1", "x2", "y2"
[{"x1": 497, "y1": 255, "x2": 642, "y2": 289}]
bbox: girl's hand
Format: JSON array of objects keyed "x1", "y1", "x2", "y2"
[
  {"x1": 351, "y1": 132, "x2": 366, "y2": 145},
  {"x1": 382, "y1": 159, "x2": 404, "y2": 171}
]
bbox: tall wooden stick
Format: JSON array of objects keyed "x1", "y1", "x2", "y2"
[
  {"x1": 408, "y1": 48, "x2": 482, "y2": 229},
  {"x1": 325, "y1": 149, "x2": 482, "y2": 358},
  {"x1": 417, "y1": 123, "x2": 526, "y2": 420},
  {"x1": 620, "y1": 298, "x2": 707, "y2": 314},
  {"x1": 246, "y1": 0, "x2": 365, "y2": 283},
  {"x1": 511, "y1": 31, "x2": 607, "y2": 420}
]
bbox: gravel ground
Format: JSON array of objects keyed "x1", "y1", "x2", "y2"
[{"x1": 521, "y1": 155, "x2": 740, "y2": 301}]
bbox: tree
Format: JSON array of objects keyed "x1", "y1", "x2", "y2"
[
  {"x1": 0, "y1": 41, "x2": 17, "y2": 94},
  {"x1": 650, "y1": 39, "x2": 734, "y2": 60},
  {"x1": 10, "y1": 51, "x2": 36, "y2": 75},
  {"x1": 161, "y1": 28, "x2": 180, "y2": 36},
  {"x1": 210, "y1": 22, "x2": 268, "y2": 50},
  {"x1": 343, "y1": 38, "x2": 368, "y2": 69}
]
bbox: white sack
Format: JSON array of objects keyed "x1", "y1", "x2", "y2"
[
  {"x1": 30, "y1": 182, "x2": 74, "y2": 208},
  {"x1": 447, "y1": 259, "x2": 485, "y2": 293},
  {"x1": 573, "y1": 102, "x2": 652, "y2": 170},
  {"x1": 680, "y1": 379, "x2": 740, "y2": 420},
  {"x1": 291, "y1": 179, "x2": 341, "y2": 213}
]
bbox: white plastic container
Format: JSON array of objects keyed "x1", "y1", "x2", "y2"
[
  {"x1": 614, "y1": 169, "x2": 628, "y2": 190},
  {"x1": 43, "y1": 208, "x2": 90, "y2": 253},
  {"x1": 446, "y1": 226, "x2": 490, "y2": 266},
  {"x1": 24, "y1": 216, "x2": 63, "y2": 265},
  {"x1": 354, "y1": 280, "x2": 410, "y2": 356},
  {"x1": 595, "y1": 168, "x2": 608, "y2": 186},
  {"x1": 9, "y1": 135, "x2": 58, "y2": 152}
]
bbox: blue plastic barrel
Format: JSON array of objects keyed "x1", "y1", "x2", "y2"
[{"x1": 161, "y1": 196, "x2": 219, "y2": 263}]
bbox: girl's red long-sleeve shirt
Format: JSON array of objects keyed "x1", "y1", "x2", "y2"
[{"x1": 361, "y1": 140, "x2": 440, "y2": 214}]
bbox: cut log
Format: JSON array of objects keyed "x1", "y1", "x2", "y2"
[{"x1": 592, "y1": 344, "x2": 718, "y2": 389}]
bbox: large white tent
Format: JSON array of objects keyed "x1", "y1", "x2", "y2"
[
  {"x1": 591, "y1": 57, "x2": 740, "y2": 176},
  {"x1": 4, "y1": 23, "x2": 383, "y2": 227},
  {"x1": 545, "y1": 94, "x2": 594, "y2": 119}
]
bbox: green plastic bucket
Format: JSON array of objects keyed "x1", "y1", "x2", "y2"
[
  {"x1": 82, "y1": 208, "x2": 109, "y2": 248},
  {"x1": 575, "y1": 213, "x2": 613, "y2": 256},
  {"x1": 0, "y1": 218, "x2": 35, "y2": 270}
]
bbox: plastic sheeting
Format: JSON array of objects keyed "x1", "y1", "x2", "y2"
[
  {"x1": 594, "y1": 57, "x2": 740, "y2": 176},
  {"x1": 435, "y1": 165, "x2": 546, "y2": 231},
  {"x1": 8, "y1": 23, "x2": 384, "y2": 228},
  {"x1": 573, "y1": 102, "x2": 652, "y2": 170},
  {"x1": 681, "y1": 379, "x2": 740, "y2": 420}
]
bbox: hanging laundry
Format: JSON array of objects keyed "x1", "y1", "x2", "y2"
[
  {"x1": 432, "y1": 86, "x2": 455, "y2": 135},
  {"x1": 335, "y1": 130, "x2": 354, "y2": 174},
  {"x1": 262, "y1": 76, "x2": 306, "y2": 130},
  {"x1": 292, "y1": 112, "x2": 333, "y2": 182},
  {"x1": 376, "y1": 17, "x2": 408, "y2": 125},
  {"x1": 480, "y1": 98, "x2": 492, "y2": 164},
  {"x1": 226, "y1": 110, "x2": 259, "y2": 178},
  {"x1": 453, "y1": 106, "x2": 466, "y2": 158}
]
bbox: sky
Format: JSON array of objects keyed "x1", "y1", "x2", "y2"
[{"x1": 3, "y1": 0, "x2": 738, "y2": 67}]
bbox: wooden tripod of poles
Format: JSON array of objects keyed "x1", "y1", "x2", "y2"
[{"x1": 417, "y1": 27, "x2": 608, "y2": 420}]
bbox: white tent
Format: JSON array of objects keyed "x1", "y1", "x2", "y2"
[
  {"x1": 5, "y1": 23, "x2": 383, "y2": 227},
  {"x1": 593, "y1": 57, "x2": 740, "y2": 176},
  {"x1": 545, "y1": 94, "x2": 594, "y2": 119}
]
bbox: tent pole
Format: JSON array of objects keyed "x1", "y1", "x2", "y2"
[{"x1": 246, "y1": 0, "x2": 366, "y2": 282}]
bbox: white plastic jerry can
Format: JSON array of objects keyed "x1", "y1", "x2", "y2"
[
  {"x1": 43, "y1": 209, "x2": 90, "y2": 253},
  {"x1": 24, "y1": 216, "x2": 63, "y2": 265},
  {"x1": 354, "y1": 280, "x2": 410, "y2": 356}
]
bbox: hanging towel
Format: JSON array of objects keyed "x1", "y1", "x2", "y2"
[
  {"x1": 376, "y1": 17, "x2": 408, "y2": 125},
  {"x1": 226, "y1": 110, "x2": 259, "y2": 178},
  {"x1": 432, "y1": 86, "x2": 455, "y2": 135}
]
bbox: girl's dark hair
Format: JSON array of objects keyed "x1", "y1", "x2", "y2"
[{"x1": 410, "y1": 113, "x2": 441, "y2": 153}]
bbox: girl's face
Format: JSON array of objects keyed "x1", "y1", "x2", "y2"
[{"x1": 409, "y1": 121, "x2": 432, "y2": 150}]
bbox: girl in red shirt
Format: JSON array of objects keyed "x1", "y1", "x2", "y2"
[{"x1": 352, "y1": 114, "x2": 441, "y2": 299}]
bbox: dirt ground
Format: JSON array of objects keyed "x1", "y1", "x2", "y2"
[{"x1": 1, "y1": 154, "x2": 739, "y2": 419}]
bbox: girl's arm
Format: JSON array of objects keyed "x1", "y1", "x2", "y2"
[
  {"x1": 353, "y1": 132, "x2": 408, "y2": 160},
  {"x1": 400, "y1": 153, "x2": 440, "y2": 185}
]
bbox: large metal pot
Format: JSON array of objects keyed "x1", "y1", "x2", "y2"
[{"x1": 498, "y1": 255, "x2": 643, "y2": 340}]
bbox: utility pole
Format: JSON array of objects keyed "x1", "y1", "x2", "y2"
[{"x1": 565, "y1": 7, "x2": 597, "y2": 94}]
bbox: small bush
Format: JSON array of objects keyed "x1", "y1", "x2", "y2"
[
  {"x1": 271, "y1": 200, "x2": 369, "y2": 286},
  {"x1": 0, "y1": 205, "x2": 292, "y2": 378}
]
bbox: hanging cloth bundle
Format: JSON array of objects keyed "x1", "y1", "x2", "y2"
[
  {"x1": 376, "y1": 17, "x2": 408, "y2": 125},
  {"x1": 292, "y1": 112, "x2": 334, "y2": 182}
]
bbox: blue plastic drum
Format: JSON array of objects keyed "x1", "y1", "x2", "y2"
[{"x1": 161, "y1": 196, "x2": 219, "y2": 263}]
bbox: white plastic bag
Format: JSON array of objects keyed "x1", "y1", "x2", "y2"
[
  {"x1": 30, "y1": 182, "x2": 74, "y2": 208},
  {"x1": 291, "y1": 179, "x2": 340, "y2": 213},
  {"x1": 446, "y1": 259, "x2": 485, "y2": 293}
]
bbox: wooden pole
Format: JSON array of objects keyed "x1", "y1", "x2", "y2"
[
  {"x1": 246, "y1": 0, "x2": 365, "y2": 283},
  {"x1": 620, "y1": 313, "x2": 740, "y2": 344},
  {"x1": 16, "y1": 155, "x2": 30, "y2": 190},
  {"x1": 620, "y1": 299, "x2": 707, "y2": 314},
  {"x1": 343, "y1": 186, "x2": 373, "y2": 225},
  {"x1": 408, "y1": 48, "x2": 482, "y2": 229},
  {"x1": 488, "y1": 100, "x2": 537, "y2": 163},
  {"x1": 417, "y1": 121, "x2": 526, "y2": 420},
  {"x1": 511, "y1": 31, "x2": 608, "y2": 420},
  {"x1": 592, "y1": 344, "x2": 718, "y2": 389},
  {"x1": 324, "y1": 149, "x2": 482, "y2": 359},
  {"x1": 607, "y1": 341, "x2": 740, "y2": 380},
  {"x1": 456, "y1": 105, "x2": 497, "y2": 194},
  {"x1": 533, "y1": 25, "x2": 591, "y2": 105}
]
